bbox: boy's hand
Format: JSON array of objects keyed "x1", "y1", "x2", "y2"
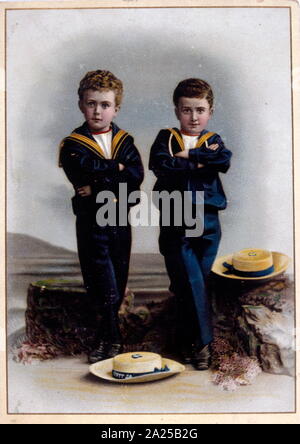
[
  {"x1": 175, "y1": 144, "x2": 219, "y2": 158},
  {"x1": 207, "y1": 143, "x2": 219, "y2": 151},
  {"x1": 77, "y1": 185, "x2": 92, "y2": 197},
  {"x1": 175, "y1": 150, "x2": 189, "y2": 159},
  {"x1": 119, "y1": 163, "x2": 125, "y2": 171}
]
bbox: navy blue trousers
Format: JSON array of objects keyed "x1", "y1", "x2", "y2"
[
  {"x1": 159, "y1": 209, "x2": 221, "y2": 348},
  {"x1": 76, "y1": 212, "x2": 132, "y2": 343}
]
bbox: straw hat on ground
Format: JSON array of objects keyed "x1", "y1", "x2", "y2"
[
  {"x1": 89, "y1": 351, "x2": 185, "y2": 384},
  {"x1": 212, "y1": 248, "x2": 291, "y2": 281}
]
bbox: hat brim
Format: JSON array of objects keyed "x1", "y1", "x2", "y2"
[
  {"x1": 89, "y1": 358, "x2": 185, "y2": 384},
  {"x1": 211, "y1": 251, "x2": 291, "y2": 281}
]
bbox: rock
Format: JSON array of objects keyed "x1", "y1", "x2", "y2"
[
  {"x1": 211, "y1": 275, "x2": 295, "y2": 377},
  {"x1": 239, "y1": 305, "x2": 294, "y2": 376}
]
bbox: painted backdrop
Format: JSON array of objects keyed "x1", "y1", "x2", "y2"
[{"x1": 7, "y1": 7, "x2": 293, "y2": 261}]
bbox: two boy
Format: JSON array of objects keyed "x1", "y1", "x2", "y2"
[{"x1": 60, "y1": 72, "x2": 231, "y2": 369}]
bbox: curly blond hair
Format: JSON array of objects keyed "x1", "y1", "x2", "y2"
[
  {"x1": 78, "y1": 70, "x2": 123, "y2": 107},
  {"x1": 173, "y1": 78, "x2": 214, "y2": 109}
]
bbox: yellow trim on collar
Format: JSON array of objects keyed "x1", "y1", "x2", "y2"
[
  {"x1": 168, "y1": 128, "x2": 185, "y2": 151},
  {"x1": 196, "y1": 131, "x2": 215, "y2": 148},
  {"x1": 67, "y1": 133, "x2": 106, "y2": 158},
  {"x1": 112, "y1": 130, "x2": 129, "y2": 159},
  {"x1": 59, "y1": 129, "x2": 130, "y2": 164},
  {"x1": 168, "y1": 129, "x2": 215, "y2": 152}
]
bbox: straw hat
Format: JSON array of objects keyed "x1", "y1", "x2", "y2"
[
  {"x1": 89, "y1": 351, "x2": 185, "y2": 384},
  {"x1": 212, "y1": 248, "x2": 291, "y2": 281}
]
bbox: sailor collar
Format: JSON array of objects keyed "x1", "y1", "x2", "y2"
[
  {"x1": 63, "y1": 123, "x2": 130, "y2": 160},
  {"x1": 168, "y1": 128, "x2": 215, "y2": 152}
]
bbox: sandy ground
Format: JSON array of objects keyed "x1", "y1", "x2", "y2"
[{"x1": 7, "y1": 347, "x2": 295, "y2": 415}]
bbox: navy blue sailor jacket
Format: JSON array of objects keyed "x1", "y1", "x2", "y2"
[
  {"x1": 59, "y1": 121, "x2": 144, "y2": 216},
  {"x1": 149, "y1": 128, "x2": 232, "y2": 211}
]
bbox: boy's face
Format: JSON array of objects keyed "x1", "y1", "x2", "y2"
[
  {"x1": 79, "y1": 89, "x2": 119, "y2": 133},
  {"x1": 175, "y1": 96, "x2": 212, "y2": 136}
]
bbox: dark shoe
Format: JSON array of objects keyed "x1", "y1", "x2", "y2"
[
  {"x1": 192, "y1": 344, "x2": 211, "y2": 371},
  {"x1": 88, "y1": 341, "x2": 108, "y2": 364},
  {"x1": 106, "y1": 343, "x2": 123, "y2": 359}
]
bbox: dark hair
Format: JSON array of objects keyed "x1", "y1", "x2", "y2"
[
  {"x1": 78, "y1": 70, "x2": 123, "y2": 107},
  {"x1": 173, "y1": 78, "x2": 214, "y2": 109}
]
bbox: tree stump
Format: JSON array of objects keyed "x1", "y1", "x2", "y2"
[
  {"x1": 25, "y1": 279, "x2": 176, "y2": 357},
  {"x1": 211, "y1": 274, "x2": 295, "y2": 376}
]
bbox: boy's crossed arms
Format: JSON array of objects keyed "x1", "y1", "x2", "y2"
[{"x1": 175, "y1": 143, "x2": 219, "y2": 169}]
